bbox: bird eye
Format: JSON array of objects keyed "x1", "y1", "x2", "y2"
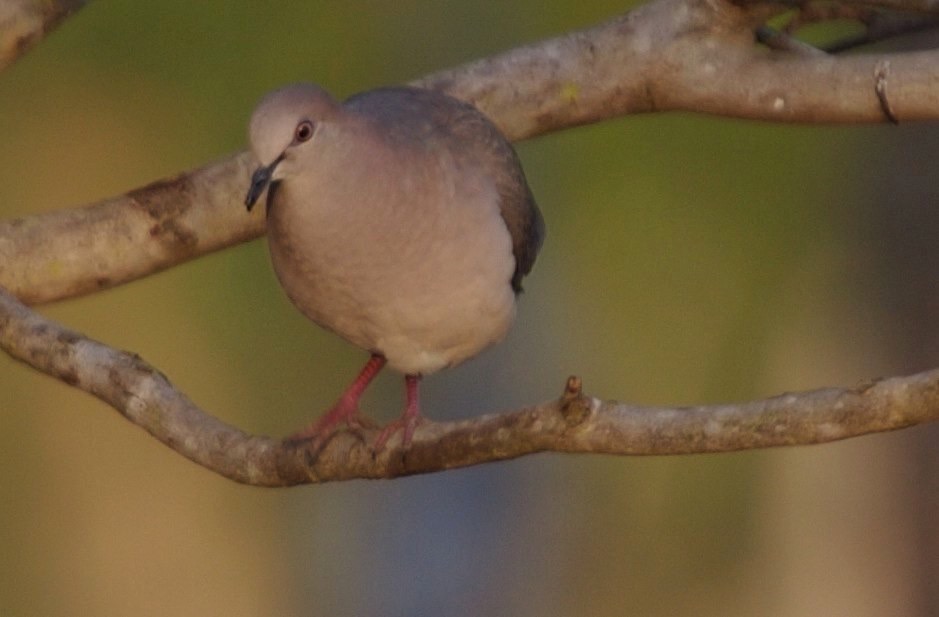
[{"x1": 294, "y1": 120, "x2": 314, "y2": 143}]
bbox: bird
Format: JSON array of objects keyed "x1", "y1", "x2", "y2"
[{"x1": 244, "y1": 83, "x2": 544, "y2": 450}]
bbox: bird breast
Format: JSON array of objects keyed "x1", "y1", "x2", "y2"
[{"x1": 266, "y1": 129, "x2": 517, "y2": 375}]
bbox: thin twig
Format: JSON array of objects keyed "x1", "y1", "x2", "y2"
[
  {"x1": 824, "y1": 13, "x2": 939, "y2": 52},
  {"x1": 757, "y1": 26, "x2": 829, "y2": 55}
]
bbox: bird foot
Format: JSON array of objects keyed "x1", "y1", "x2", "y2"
[
  {"x1": 372, "y1": 373, "x2": 424, "y2": 452},
  {"x1": 372, "y1": 414, "x2": 423, "y2": 452},
  {"x1": 284, "y1": 400, "x2": 378, "y2": 449}
]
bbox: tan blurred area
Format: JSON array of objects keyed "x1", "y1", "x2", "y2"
[{"x1": 1, "y1": 2, "x2": 936, "y2": 616}]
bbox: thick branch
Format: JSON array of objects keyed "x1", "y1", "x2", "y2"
[
  {"x1": 0, "y1": 0, "x2": 87, "y2": 72},
  {"x1": 0, "y1": 153, "x2": 263, "y2": 304},
  {"x1": 4, "y1": 0, "x2": 939, "y2": 483},
  {"x1": 2, "y1": 286, "x2": 935, "y2": 485},
  {"x1": 5, "y1": 0, "x2": 939, "y2": 303},
  {"x1": 415, "y1": 0, "x2": 939, "y2": 129}
]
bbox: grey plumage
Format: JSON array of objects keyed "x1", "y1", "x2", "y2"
[
  {"x1": 245, "y1": 83, "x2": 544, "y2": 447},
  {"x1": 342, "y1": 87, "x2": 544, "y2": 292}
]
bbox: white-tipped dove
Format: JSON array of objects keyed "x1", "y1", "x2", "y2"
[{"x1": 244, "y1": 83, "x2": 544, "y2": 449}]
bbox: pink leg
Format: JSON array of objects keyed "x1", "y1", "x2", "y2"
[
  {"x1": 287, "y1": 354, "x2": 386, "y2": 444},
  {"x1": 373, "y1": 374, "x2": 423, "y2": 451}
]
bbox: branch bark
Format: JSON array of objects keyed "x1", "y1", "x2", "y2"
[
  {"x1": 2, "y1": 287, "x2": 935, "y2": 485},
  {"x1": 0, "y1": 154, "x2": 263, "y2": 304},
  {"x1": 5, "y1": 0, "x2": 939, "y2": 304},
  {"x1": 0, "y1": 0, "x2": 88, "y2": 72},
  {"x1": 3, "y1": 0, "x2": 939, "y2": 484}
]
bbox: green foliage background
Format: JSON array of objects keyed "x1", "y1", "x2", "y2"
[{"x1": 1, "y1": 2, "x2": 931, "y2": 616}]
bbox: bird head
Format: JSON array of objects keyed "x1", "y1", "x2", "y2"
[{"x1": 244, "y1": 83, "x2": 341, "y2": 211}]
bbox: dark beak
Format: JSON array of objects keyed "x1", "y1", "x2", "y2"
[{"x1": 245, "y1": 154, "x2": 283, "y2": 211}]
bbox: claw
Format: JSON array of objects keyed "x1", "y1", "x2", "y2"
[{"x1": 285, "y1": 354, "x2": 386, "y2": 448}]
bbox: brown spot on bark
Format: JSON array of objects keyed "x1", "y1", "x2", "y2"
[{"x1": 128, "y1": 174, "x2": 199, "y2": 251}]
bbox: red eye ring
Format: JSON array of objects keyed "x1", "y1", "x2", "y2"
[{"x1": 294, "y1": 120, "x2": 314, "y2": 143}]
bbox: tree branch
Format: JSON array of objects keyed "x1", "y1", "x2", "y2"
[
  {"x1": 824, "y1": 13, "x2": 939, "y2": 53},
  {"x1": 1, "y1": 287, "x2": 935, "y2": 485},
  {"x1": 5, "y1": 0, "x2": 939, "y2": 483},
  {"x1": 0, "y1": 0, "x2": 88, "y2": 72},
  {"x1": 0, "y1": 153, "x2": 263, "y2": 304},
  {"x1": 5, "y1": 0, "x2": 939, "y2": 304},
  {"x1": 756, "y1": 25, "x2": 829, "y2": 55}
]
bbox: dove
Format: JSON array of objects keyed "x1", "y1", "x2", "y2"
[{"x1": 244, "y1": 83, "x2": 544, "y2": 449}]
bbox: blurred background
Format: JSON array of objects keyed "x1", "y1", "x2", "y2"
[{"x1": 1, "y1": 1, "x2": 937, "y2": 615}]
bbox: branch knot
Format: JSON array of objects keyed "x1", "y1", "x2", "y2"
[{"x1": 560, "y1": 375, "x2": 592, "y2": 426}]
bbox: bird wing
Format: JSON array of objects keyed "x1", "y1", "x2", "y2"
[{"x1": 345, "y1": 87, "x2": 545, "y2": 292}]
